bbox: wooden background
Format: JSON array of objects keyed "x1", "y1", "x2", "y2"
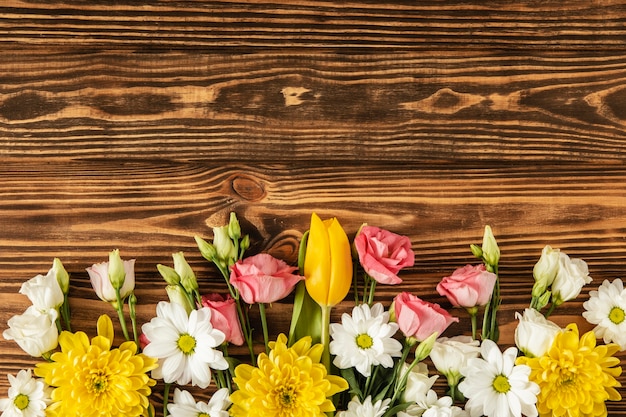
[{"x1": 2, "y1": 0, "x2": 626, "y2": 414}]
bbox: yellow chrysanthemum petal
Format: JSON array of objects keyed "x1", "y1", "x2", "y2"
[
  {"x1": 231, "y1": 333, "x2": 347, "y2": 417},
  {"x1": 34, "y1": 328, "x2": 156, "y2": 417},
  {"x1": 517, "y1": 323, "x2": 622, "y2": 417}
]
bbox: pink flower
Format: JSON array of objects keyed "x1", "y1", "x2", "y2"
[
  {"x1": 86, "y1": 258, "x2": 135, "y2": 303},
  {"x1": 201, "y1": 293, "x2": 245, "y2": 346},
  {"x1": 392, "y1": 292, "x2": 458, "y2": 341},
  {"x1": 354, "y1": 225, "x2": 414, "y2": 285},
  {"x1": 436, "y1": 264, "x2": 497, "y2": 308},
  {"x1": 230, "y1": 253, "x2": 304, "y2": 304}
]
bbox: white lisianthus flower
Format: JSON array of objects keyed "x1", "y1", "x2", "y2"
[
  {"x1": 400, "y1": 362, "x2": 439, "y2": 404},
  {"x1": 459, "y1": 340, "x2": 539, "y2": 417},
  {"x1": 429, "y1": 336, "x2": 480, "y2": 387},
  {"x1": 167, "y1": 387, "x2": 231, "y2": 417},
  {"x1": 86, "y1": 256, "x2": 136, "y2": 303},
  {"x1": 336, "y1": 396, "x2": 391, "y2": 417},
  {"x1": 19, "y1": 269, "x2": 64, "y2": 313},
  {"x1": 551, "y1": 252, "x2": 592, "y2": 305},
  {"x1": 142, "y1": 301, "x2": 228, "y2": 388},
  {"x1": 0, "y1": 369, "x2": 50, "y2": 417},
  {"x1": 329, "y1": 303, "x2": 402, "y2": 377},
  {"x1": 514, "y1": 308, "x2": 561, "y2": 357},
  {"x1": 583, "y1": 278, "x2": 626, "y2": 349},
  {"x1": 399, "y1": 390, "x2": 468, "y2": 417},
  {"x1": 2, "y1": 306, "x2": 58, "y2": 358}
]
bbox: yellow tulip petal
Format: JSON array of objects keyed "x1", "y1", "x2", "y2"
[{"x1": 325, "y1": 217, "x2": 353, "y2": 306}]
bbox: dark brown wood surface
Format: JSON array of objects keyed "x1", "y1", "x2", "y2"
[{"x1": 3, "y1": 1, "x2": 626, "y2": 415}]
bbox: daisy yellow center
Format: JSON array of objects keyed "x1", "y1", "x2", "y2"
[
  {"x1": 177, "y1": 334, "x2": 196, "y2": 354},
  {"x1": 13, "y1": 393, "x2": 29, "y2": 410},
  {"x1": 356, "y1": 333, "x2": 373, "y2": 349},
  {"x1": 608, "y1": 306, "x2": 625, "y2": 324},
  {"x1": 198, "y1": 414, "x2": 209, "y2": 417},
  {"x1": 493, "y1": 375, "x2": 511, "y2": 393}
]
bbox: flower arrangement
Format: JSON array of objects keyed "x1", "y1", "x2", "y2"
[{"x1": 0, "y1": 212, "x2": 624, "y2": 417}]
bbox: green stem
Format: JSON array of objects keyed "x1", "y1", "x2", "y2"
[
  {"x1": 163, "y1": 383, "x2": 171, "y2": 417},
  {"x1": 129, "y1": 293, "x2": 139, "y2": 345},
  {"x1": 544, "y1": 302, "x2": 557, "y2": 318},
  {"x1": 259, "y1": 302, "x2": 270, "y2": 354},
  {"x1": 320, "y1": 305, "x2": 332, "y2": 372},
  {"x1": 114, "y1": 288, "x2": 130, "y2": 341},
  {"x1": 61, "y1": 293, "x2": 72, "y2": 332},
  {"x1": 367, "y1": 279, "x2": 376, "y2": 306}
]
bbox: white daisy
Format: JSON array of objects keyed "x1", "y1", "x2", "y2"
[
  {"x1": 337, "y1": 396, "x2": 391, "y2": 417},
  {"x1": 583, "y1": 278, "x2": 626, "y2": 349},
  {"x1": 167, "y1": 387, "x2": 231, "y2": 417},
  {"x1": 458, "y1": 339, "x2": 539, "y2": 417},
  {"x1": 142, "y1": 301, "x2": 229, "y2": 388},
  {"x1": 0, "y1": 369, "x2": 50, "y2": 417},
  {"x1": 329, "y1": 303, "x2": 402, "y2": 377}
]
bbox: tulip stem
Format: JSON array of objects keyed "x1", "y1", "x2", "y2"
[{"x1": 320, "y1": 305, "x2": 332, "y2": 372}]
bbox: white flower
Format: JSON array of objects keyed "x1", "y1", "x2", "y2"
[
  {"x1": 514, "y1": 308, "x2": 561, "y2": 357},
  {"x1": 532, "y1": 245, "x2": 560, "y2": 297},
  {"x1": 583, "y1": 278, "x2": 626, "y2": 349},
  {"x1": 0, "y1": 369, "x2": 50, "y2": 417},
  {"x1": 19, "y1": 268, "x2": 64, "y2": 313},
  {"x1": 330, "y1": 303, "x2": 402, "y2": 377},
  {"x1": 141, "y1": 301, "x2": 228, "y2": 388},
  {"x1": 551, "y1": 251, "x2": 591, "y2": 305},
  {"x1": 458, "y1": 339, "x2": 539, "y2": 417},
  {"x1": 2, "y1": 306, "x2": 58, "y2": 357},
  {"x1": 167, "y1": 387, "x2": 231, "y2": 417},
  {"x1": 400, "y1": 390, "x2": 468, "y2": 417},
  {"x1": 400, "y1": 362, "x2": 438, "y2": 404},
  {"x1": 429, "y1": 336, "x2": 480, "y2": 387},
  {"x1": 86, "y1": 257, "x2": 136, "y2": 303},
  {"x1": 337, "y1": 396, "x2": 391, "y2": 417}
]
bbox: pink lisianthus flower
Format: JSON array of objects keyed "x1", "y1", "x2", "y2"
[
  {"x1": 201, "y1": 293, "x2": 245, "y2": 346},
  {"x1": 86, "y1": 258, "x2": 136, "y2": 303},
  {"x1": 436, "y1": 264, "x2": 497, "y2": 308},
  {"x1": 392, "y1": 292, "x2": 458, "y2": 342},
  {"x1": 354, "y1": 225, "x2": 415, "y2": 285},
  {"x1": 230, "y1": 253, "x2": 304, "y2": 304}
]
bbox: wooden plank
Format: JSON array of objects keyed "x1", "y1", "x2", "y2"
[
  {"x1": 2, "y1": 1, "x2": 626, "y2": 49},
  {"x1": 3, "y1": 48, "x2": 626, "y2": 163}
]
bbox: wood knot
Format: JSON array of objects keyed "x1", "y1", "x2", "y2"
[
  {"x1": 0, "y1": 92, "x2": 65, "y2": 121},
  {"x1": 232, "y1": 175, "x2": 266, "y2": 201}
]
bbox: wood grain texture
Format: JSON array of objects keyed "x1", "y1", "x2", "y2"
[
  {"x1": 3, "y1": 0, "x2": 626, "y2": 415},
  {"x1": 3, "y1": 48, "x2": 626, "y2": 163}
]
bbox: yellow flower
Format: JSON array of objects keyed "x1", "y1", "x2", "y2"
[
  {"x1": 516, "y1": 323, "x2": 622, "y2": 417},
  {"x1": 304, "y1": 213, "x2": 352, "y2": 308},
  {"x1": 34, "y1": 315, "x2": 157, "y2": 417},
  {"x1": 229, "y1": 334, "x2": 348, "y2": 417}
]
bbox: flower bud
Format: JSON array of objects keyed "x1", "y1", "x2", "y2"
[
  {"x1": 481, "y1": 225, "x2": 500, "y2": 269},
  {"x1": 532, "y1": 245, "x2": 560, "y2": 298},
  {"x1": 52, "y1": 258, "x2": 70, "y2": 295},
  {"x1": 157, "y1": 264, "x2": 181, "y2": 285},
  {"x1": 213, "y1": 225, "x2": 238, "y2": 267},
  {"x1": 173, "y1": 252, "x2": 198, "y2": 295},
  {"x1": 108, "y1": 249, "x2": 126, "y2": 290},
  {"x1": 414, "y1": 331, "x2": 438, "y2": 362},
  {"x1": 195, "y1": 235, "x2": 217, "y2": 262},
  {"x1": 228, "y1": 212, "x2": 241, "y2": 241},
  {"x1": 166, "y1": 285, "x2": 194, "y2": 314}
]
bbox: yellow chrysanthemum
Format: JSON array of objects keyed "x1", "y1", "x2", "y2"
[
  {"x1": 34, "y1": 315, "x2": 157, "y2": 417},
  {"x1": 229, "y1": 333, "x2": 348, "y2": 417},
  {"x1": 516, "y1": 323, "x2": 622, "y2": 417}
]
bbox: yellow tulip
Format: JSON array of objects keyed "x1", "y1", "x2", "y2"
[{"x1": 304, "y1": 213, "x2": 353, "y2": 307}]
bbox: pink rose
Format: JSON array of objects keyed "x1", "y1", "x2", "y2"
[
  {"x1": 354, "y1": 225, "x2": 415, "y2": 285},
  {"x1": 201, "y1": 293, "x2": 245, "y2": 346},
  {"x1": 392, "y1": 292, "x2": 458, "y2": 341},
  {"x1": 230, "y1": 253, "x2": 304, "y2": 304},
  {"x1": 436, "y1": 264, "x2": 497, "y2": 308}
]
